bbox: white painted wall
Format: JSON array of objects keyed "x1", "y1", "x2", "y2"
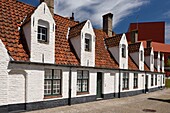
[
  {"x1": 139, "y1": 43, "x2": 144, "y2": 70},
  {"x1": 102, "y1": 72, "x2": 115, "y2": 94},
  {"x1": 0, "y1": 40, "x2": 9, "y2": 106},
  {"x1": 154, "y1": 52, "x2": 160, "y2": 72},
  {"x1": 8, "y1": 70, "x2": 26, "y2": 104},
  {"x1": 119, "y1": 34, "x2": 128, "y2": 69},
  {"x1": 25, "y1": 2, "x2": 56, "y2": 63}
]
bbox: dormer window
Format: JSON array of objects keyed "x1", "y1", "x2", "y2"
[
  {"x1": 122, "y1": 44, "x2": 126, "y2": 58},
  {"x1": 85, "y1": 33, "x2": 91, "y2": 51},
  {"x1": 37, "y1": 19, "x2": 49, "y2": 43},
  {"x1": 140, "y1": 50, "x2": 143, "y2": 61},
  {"x1": 38, "y1": 26, "x2": 47, "y2": 42}
]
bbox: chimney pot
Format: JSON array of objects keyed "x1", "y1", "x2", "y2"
[
  {"x1": 70, "y1": 12, "x2": 74, "y2": 21},
  {"x1": 147, "y1": 40, "x2": 152, "y2": 48},
  {"x1": 103, "y1": 13, "x2": 113, "y2": 37}
]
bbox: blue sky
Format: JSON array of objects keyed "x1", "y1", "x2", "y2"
[{"x1": 19, "y1": 0, "x2": 170, "y2": 43}]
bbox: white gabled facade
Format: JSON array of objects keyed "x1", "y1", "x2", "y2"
[
  {"x1": 70, "y1": 20, "x2": 96, "y2": 67},
  {"x1": 154, "y1": 52, "x2": 161, "y2": 72},
  {"x1": 129, "y1": 43, "x2": 144, "y2": 71},
  {"x1": 23, "y1": 2, "x2": 56, "y2": 64},
  {"x1": 108, "y1": 34, "x2": 128, "y2": 69},
  {"x1": 145, "y1": 48, "x2": 154, "y2": 71}
]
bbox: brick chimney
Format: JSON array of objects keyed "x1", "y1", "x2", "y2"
[
  {"x1": 103, "y1": 13, "x2": 113, "y2": 37},
  {"x1": 147, "y1": 40, "x2": 152, "y2": 48},
  {"x1": 40, "y1": 0, "x2": 54, "y2": 16}
]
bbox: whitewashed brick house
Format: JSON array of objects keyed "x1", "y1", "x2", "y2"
[{"x1": 0, "y1": 0, "x2": 165, "y2": 112}]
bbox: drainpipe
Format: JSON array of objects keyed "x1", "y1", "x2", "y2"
[
  {"x1": 118, "y1": 70, "x2": 121, "y2": 98},
  {"x1": 68, "y1": 67, "x2": 72, "y2": 105}
]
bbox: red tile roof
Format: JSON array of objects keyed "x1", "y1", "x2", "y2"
[
  {"x1": 141, "y1": 41, "x2": 170, "y2": 53},
  {"x1": 69, "y1": 20, "x2": 87, "y2": 38},
  {"x1": 94, "y1": 29, "x2": 118, "y2": 68},
  {"x1": 128, "y1": 42, "x2": 141, "y2": 53},
  {"x1": 0, "y1": 0, "x2": 34, "y2": 61},
  {"x1": 128, "y1": 55, "x2": 139, "y2": 70},
  {"x1": 105, "y1": 34, "x2": 122, "y2": 47}
]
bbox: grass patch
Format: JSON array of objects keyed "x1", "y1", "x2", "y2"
[{"x1": 165, "y1": 79, "x2": 170, "y2": 88}]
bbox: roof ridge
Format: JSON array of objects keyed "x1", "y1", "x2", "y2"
[{"x1": 70, "y1": 20, "x2": 87, "y2": 29}]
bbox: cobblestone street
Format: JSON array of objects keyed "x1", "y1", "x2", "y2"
[{"x1": 24, "y1": 89, "x2": 170, "y2": 113}]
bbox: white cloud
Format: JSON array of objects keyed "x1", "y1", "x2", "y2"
[
  {"x1": 165, "y1": 23, "x2": 170, "y2": 43},
  {"x1": 163, "y1": 11, "x2": 170, "y2": 19},
  {"x1": 54, "y1": 0, "x2": 149, "y2": 29}
]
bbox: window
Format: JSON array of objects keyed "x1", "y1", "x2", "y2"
[
  {"x1": 122, "y1": 73, "x2": 129, "y2": 90},
  {"x1": 77, "y1": 70, "x2": 89, "y2": 93},
  {"x1": 38, "y1": 26, "x2": 47, "y2": 42},
  {"x1": 140, "y1": 50, "x2": 143, "y2": 61},
  {"x1": 44, "y1": 69, "x2": 62, "y2": 96},
  {"x1": 133, "y1": 73, "x2": 138, "y2": 88},
  {"x1": 151, "y1": 74, "x2": 154, "y2": 86},
  {"x1": 85, "y1": 34, "x2": 91, "y2": 51},
  {"x1": 122, "y1": 44, "x2": 126, "y2": 58},
  {"x1": 155, "y1": 74, "x2": 157, "y2": 85}
]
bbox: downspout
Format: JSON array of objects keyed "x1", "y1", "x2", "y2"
[
  {"x1": 118, "y1": 69, "x2": 121, "y2": 98},
  {"x1": 68, "y1": 67, "x2": 72, "y2": 105}
]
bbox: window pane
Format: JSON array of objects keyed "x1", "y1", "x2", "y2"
[
  {"x1": 45, "y1": 70, "x2": 52, "y2": 79},
  {"x1": 83, "y1": 71, "x2": 89, "y2": 79},
  {"x1": 53, "y1": 80, "x2": 60, "y2": 94},
  {"x1": 77, "y1": 80, "x2": 82, "y2": 92},
  {"x1": 77, "y1": 71, "x2": 82, "y2": 79},
  {"x1": 82, "y1": 80, "x2": 88, "y2": 91},
  {"x1": 44, "y1": 80, "x2": 51, "y2": 95},
  {"x1": 54, "y1": 70, "x2": 61, "y2": 79},
  {"x1": 42, "y1": 28, "x2": 46, "y2": 34}
]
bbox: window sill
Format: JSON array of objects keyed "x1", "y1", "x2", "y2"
[
  {"x1": 38, "y1": 40, "x2": 49, "y2": 44},
  {"x1": 133, "y1": 87, "x2": 138, "y2": 89},
  {"x1": 122, "y1": 88, "x2": 129, "y2": 90},
  {"x1": 44, "y1": 95, "x2": 62, "y2": 99},
  {"x1": 77, "y1": 92, "x2": 89, "y2": 95}
]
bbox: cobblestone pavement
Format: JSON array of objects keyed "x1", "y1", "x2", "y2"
[{"x1": 24, "y1": 89, "x2": 170, "y2": 113}]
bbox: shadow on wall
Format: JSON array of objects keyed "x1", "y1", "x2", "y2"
[{"x1": 148, "y1": 98, "x2": 170, "y2": 103}]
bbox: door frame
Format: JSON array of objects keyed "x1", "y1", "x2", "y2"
[
  {"x1": 96, "y1": 72, "x2": 103, "y2": 98},
  {"x1": 145, "y1": 75, "x2": 149, "y2": 93}
]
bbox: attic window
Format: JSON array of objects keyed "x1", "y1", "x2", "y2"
[
  {"x1": 140, "y1": 50, "x2": 143, "y2": 61},
  {"x1": 37, "y1": 20, "x2": 49, "y2": 43},
  {"x1": 122, "y1": 44, "x2": 126, "y2": 58},
  {"x1": 85, "y1": 33, "x2": 92, "y2": 51},
  {"x1": 38, "y1": 26, "x2": 47, "y2": 41}
]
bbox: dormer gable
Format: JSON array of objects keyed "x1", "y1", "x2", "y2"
[
  {"x1": 144, "y1": 47, "x2": 154, "y2": 71},
  {"x1": 69, "y1": 20, "x2": 95, "y2": 67},
  {"x1": 128, "y1": 42, "x2": 144, "y2": 70},
  {"x1": 105, "y1": 33, "x2": 128, "y2": 69},
  {"x1": 154, "y1": 52, "x2": 161, "y2": 72},
  {"x1": 160, "y1": 53, "x2": 164, "y2": 72},
  {"x1": 22, "y1": 2, "x2": 56, "y2": 63}
]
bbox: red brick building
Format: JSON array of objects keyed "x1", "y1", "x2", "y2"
[{"x1": 128, "y1": 22, "x2": 165, "y2": 43}]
